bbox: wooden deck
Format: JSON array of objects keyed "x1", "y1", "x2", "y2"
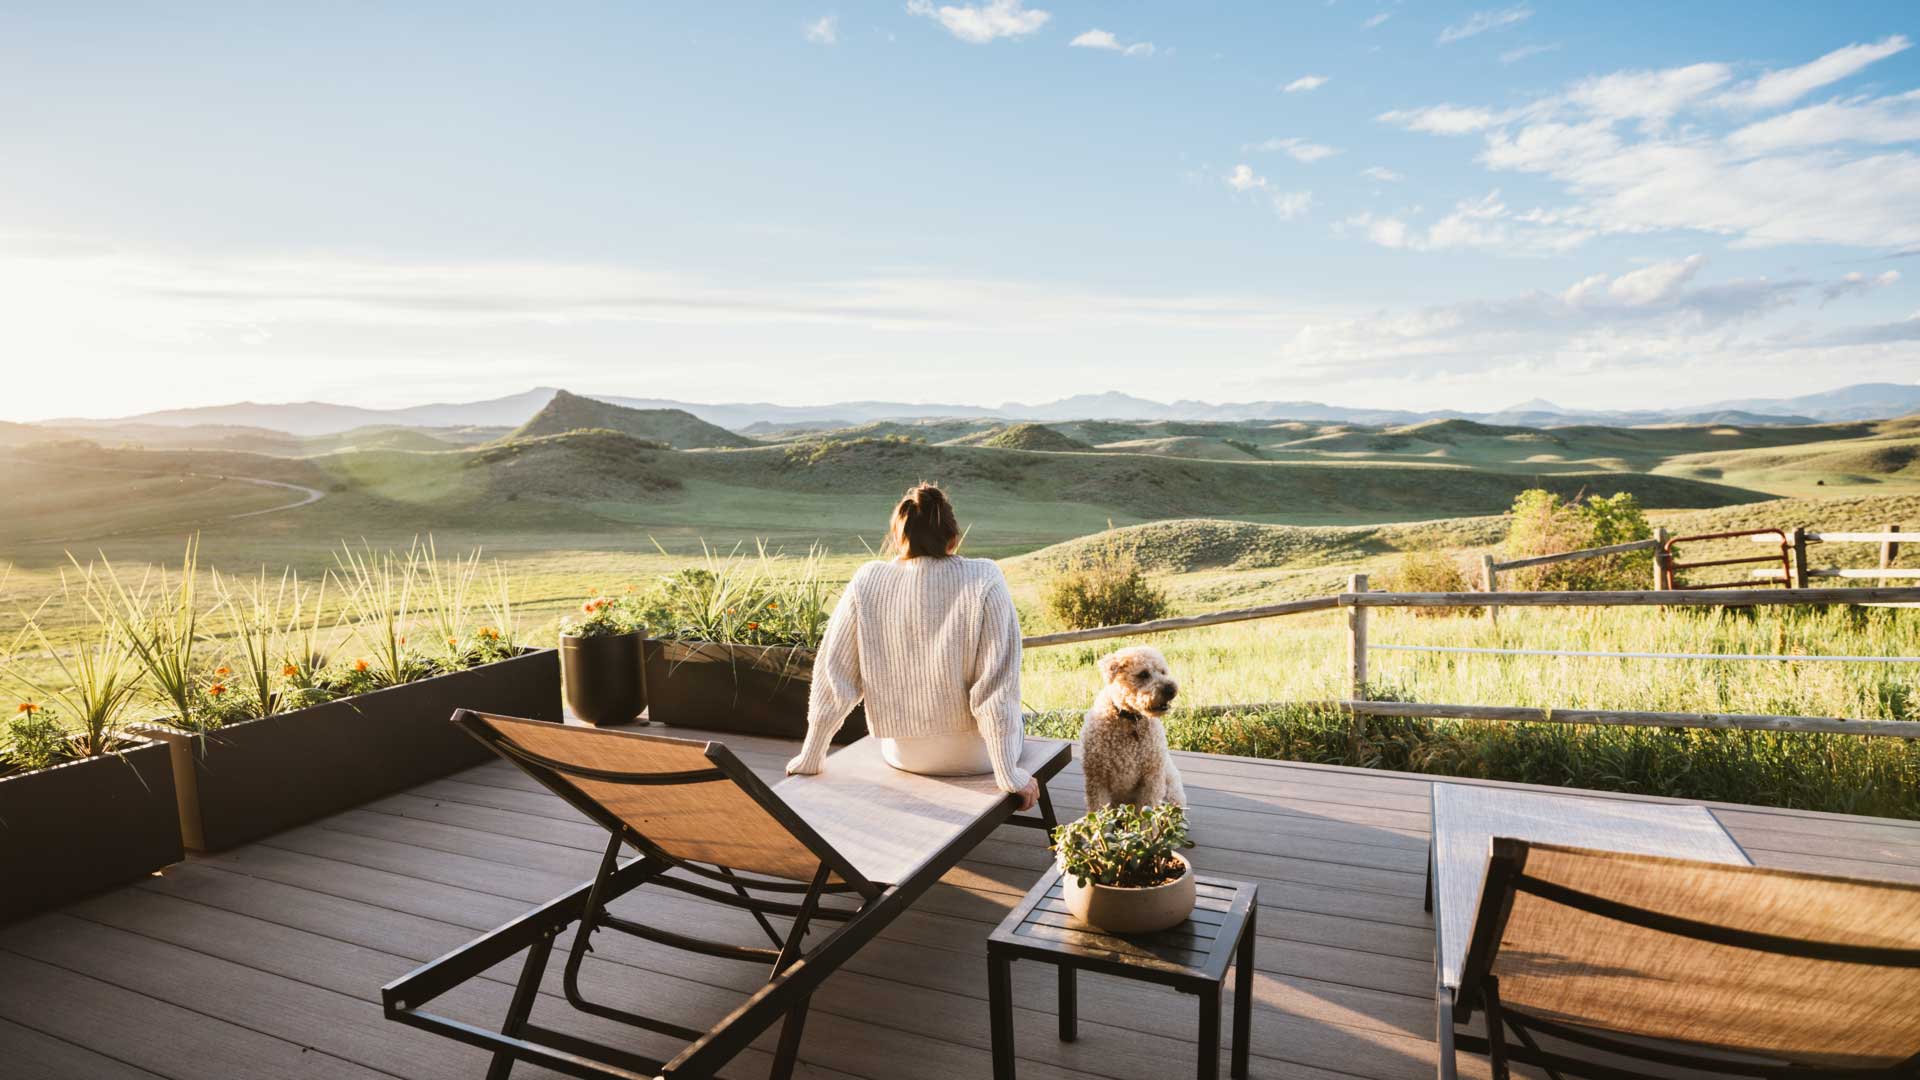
[{"x1": 5, "y1": 728, "x2": 1920, "y2": 1080}]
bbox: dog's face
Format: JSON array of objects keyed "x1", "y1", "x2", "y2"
[{"x1": 1097, "y1": 646, "x2": 1179, "y2": 716}]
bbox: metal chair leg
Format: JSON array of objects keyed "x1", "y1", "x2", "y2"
[
  {"x1": 487, "y1": 930, "x2": 556, "y2": 1080},
  {"x1": 769, "y1": 997, "x2": 811, "y2": 1080}
]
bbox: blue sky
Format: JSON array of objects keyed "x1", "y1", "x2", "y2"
[{"x1": 3, "y1": 2, "x2": 1918, "y2": 419}]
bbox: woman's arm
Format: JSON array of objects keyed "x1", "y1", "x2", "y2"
[
  {"x1": 969, "y1": 569, "x2": 1033, "y2": 794},
  {"x1": 786, "y1": 573, "x2": 863, "y2": 776}
]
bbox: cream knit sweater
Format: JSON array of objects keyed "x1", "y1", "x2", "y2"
[{"x1": 786, "y1": 556, "x2": 1031, "y2": 793}]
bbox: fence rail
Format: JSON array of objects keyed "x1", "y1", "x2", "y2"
[{"x1": 1019, "y1": 583, "x2": 1920, "y2": 739}]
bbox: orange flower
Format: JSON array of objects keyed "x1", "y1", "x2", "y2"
[
  {"x1": 282, "y1": 664, "x2": 299, "y2": 677},
  {"x1": 215, "y1": 665, "x2": 231, "y2": 677},
  {"x1": 397, "y1": 636, "x2": 407, "y2": 645},
  {"x1": 208, "y1": 683, "x2": 226, "y2": 697},
  {"x1": 446, "y1": 636, "x2": 458, "y2": 646},
  {"x1": 624, "y1": 584, "x2": 636, "y2": 593},
  {"x1": 354, "y1": 658, "x2": 370, "y2": 672},
  {"x1": 588, "y1": 587, "x2": 600, "y2": 596},
  {"x1": 768, "y1": 602, "x2": 779, "y2": 610},
  {"x1": 16, "y1": 702, "x2": 38, "y2": 714},
  {"x1": 746, "y1": 622, "x2": 759, "y2": 630}
]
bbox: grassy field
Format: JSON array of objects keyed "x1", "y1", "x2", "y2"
[{"x1": 4, "y1": 411, "x2": 1916, "y2": 819}]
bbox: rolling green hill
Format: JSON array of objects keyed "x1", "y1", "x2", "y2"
[
  {"x1": 955, "y1": 423, "x2": 1094, "y2": 452},
  {"x1": 509, "y1": 389, "x2": 751, "y2": 449}
]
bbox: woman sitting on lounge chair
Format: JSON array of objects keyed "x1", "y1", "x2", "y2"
[{"x1": 785, "y1": 482, "x2": 1041, "y2": 811}]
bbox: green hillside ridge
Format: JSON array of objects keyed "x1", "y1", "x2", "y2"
[
  {"x1": 959, "y1": 423, "x2": 1093, "y2": 451},
  {"x1": 510, "y1": 389, "x2": 751, "y2": 449}
]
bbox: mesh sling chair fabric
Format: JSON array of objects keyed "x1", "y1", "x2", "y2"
[
  {"x1": 1447, "y1": 839, "x2": 1920, "y2": 1080},
  {"x1": 383, "y1": 711, "x2": 1071, "y2": 1080}
]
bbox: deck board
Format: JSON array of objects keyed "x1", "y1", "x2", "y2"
[{"x1": 3, "y1": 726, "x2": 1916, "y2": 1080}]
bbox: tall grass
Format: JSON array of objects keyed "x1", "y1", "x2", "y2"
[
  {"x1": 212, "y1": 567, "x2": 299, "y2": 721},
  {"x1": 91, "y1": 539, "x2": 211, "y2": 731},
  {"x1": 333, "y1": 539, "x2": 422, "y2": 686},
  {"x1": 2, "y1": 563, "x2": 147, "y2": 760},
  {"x1": 1018, "y1": 605, "x2": 1920, "y2": 722},
  {"x1": 418, "y1": 536, "x2": 484, "y2": 668}
]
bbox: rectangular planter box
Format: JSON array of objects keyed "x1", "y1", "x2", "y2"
[
  {"x1": 138, "y1": 648, "x2": 560, "y2": 852},
  {"x1": 645, "y1": 640, "x2": 867, "y2": 743},
  {"x1": 0, "y1": 739, "x2": 184, "y2": 923}
]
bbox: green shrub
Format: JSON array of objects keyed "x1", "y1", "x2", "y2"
[
  {"x1": 1025, "y1": 704, "x2": 1920, "y2": 820},
  {"x1": 1385, "y1": 549, "x2": 1479, "y2": 617},
  {"x1": 1503, "y1": 489, "x2": 1653, "y2": 590},
  {"x1": 3, "y1": 708, "x2": 73, "y2": 772},
  {"x1": 1043, "y1": 554, "x2": 1170, "y2": 630}
]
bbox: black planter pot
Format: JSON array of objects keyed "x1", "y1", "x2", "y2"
[
  {"x1": 137, "y1": 648, "x2": 560, "y2": 852},
  {"x1": 0, "y1": 739, "x2": 183, "y2": 923},
  {"x1": 560, "y1": 631, "x2": 647, "y2": 727},
  {"x1": 644, "y1": 640, "x2": 866, "y2": 743}
]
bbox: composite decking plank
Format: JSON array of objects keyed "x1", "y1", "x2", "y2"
[
  {"x1": 148, "y1": 827, "x2": 1442, "y2": 1079},
  {"x1": 65, "y1": 881, "x2": 860, "y2": 1080},
  {"x1": 0, "y1": 912, "x2": 495, "y2": 1080},
  {"x1": 0, "y1": 1016, "x2": 169, "y2": 1080},
  {"x1": 0, "y1": 948, "x2": 400, "y2": 1080}
]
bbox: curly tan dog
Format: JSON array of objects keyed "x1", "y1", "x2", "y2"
[{"x1": 1079, "y1": 646, "x2": 1187, "y2": 811}]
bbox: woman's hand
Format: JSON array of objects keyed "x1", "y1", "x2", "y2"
[
  {"x1": 785, "y1": 755, "x2": 819, "y2": 777},
  {"x1": 1013, "y1": 779, "x2": 1040, "y2": 812}
]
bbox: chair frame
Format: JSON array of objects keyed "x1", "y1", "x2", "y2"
[
  {"x1": 1440, "y1": 837, "x2": 1920, "y2": 1080},
  {"x1": 382, "y1": 710, "x2": 1069, "y2": 1080}
]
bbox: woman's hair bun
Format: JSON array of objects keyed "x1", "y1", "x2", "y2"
[{"x1": 888, "y1": 482, "x2": 959, "y2": 558}]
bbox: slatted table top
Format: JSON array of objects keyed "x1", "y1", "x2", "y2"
[
  {"x1": 1429, "y1": 781, "x2": 1752, "y2": 991},
  {"x1": 990, "y1": 864, "x2": 1258, "y2": 986}
]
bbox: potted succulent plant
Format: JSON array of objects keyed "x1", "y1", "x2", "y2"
[
  {"x1": 1053, "y1": 804, "x2": 1195, "y2": 935},
  {"x1": 640, "y1": 546, "x2": 865, "y2": 743},
  {"x1": 1, "y1": 565, "x2": 183, "y2": 921},
  {"x1": 559, "y1": 591, "x2": 649, "y2": 727}
]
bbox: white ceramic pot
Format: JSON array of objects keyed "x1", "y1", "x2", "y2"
[{"x1": 1059, "y1": 852, "x2": 1196, "y2": 934}]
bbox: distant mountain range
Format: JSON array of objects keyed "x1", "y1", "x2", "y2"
[{"x1": 36, "y1": 381, "x2": 1920, "y2": 436}]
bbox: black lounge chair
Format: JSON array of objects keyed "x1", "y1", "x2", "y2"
[{"x1": 382, "y1": 710, "x2": 1071, "y2": 1080}]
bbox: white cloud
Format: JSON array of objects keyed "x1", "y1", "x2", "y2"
[
  {"x1": 1362, "y1": 165, "x2": 1404, "y2": 182},
  {"x1": 1226, "y1": 164, "x2": 1267, "y2": 191},
  {"x1": 1378, "y1": 104, "x2": 1507, "y2": 135},
  {"x1": 1437, "y1": 6, "x2": 1531, "y2": 46},
  {"x1": 1224, "y1": 167, "x2": 1311, "y2": 219},
  {"x1": 1726, "y1": 90, "x2": 1920, "y2": 154},
  {"x1": 1070, "y1": 28, "x2": 1153, "y2": 56},
  {"x1": 1565, "y1": 63, "x2": 1731, "y2": 128},
  {"x1": 1363, "y1": 13, "x2": 1390, "y2": 29},
  {"x1": 1271, "y1": 190, "x2": 1314, "y2": 220},
  {"x1": 1821, "y1": 269, "x2": 1902, "y2": 305},
  {"x1": 905, "y1": 0, "x2": 1049, "y2": 44},
  {"x1": 1273, "y1": 255, "x2": 1836, "y2": 382},
  {"x1": 1244, "y1": 136, "x2": 1342, "y2": 163},
  {"x1": 804, "y1": 15, "x2": 838, "y2": 45},
  {"x1": 1716, "y1": 35, "x2": 1911, "y2": 110},
  {"x1": 1282, "y1": 74, "x2": 1329, "y2": 93},
  {"x1": 1341, "y1": 190, "x2": 1594, "y2": 255},
  {"x1": 1377, "y1": 39, "x2": 1920, "y2": 251},
  {"x1": 1500, "y1": 42, "x2": 1560, "y2": 64}
]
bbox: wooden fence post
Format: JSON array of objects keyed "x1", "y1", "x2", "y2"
[
  {"x1": 1651, "y1": 527, "x2": 1669, "y2": 591},
  {"x1": 1885, "y1": 524, "x2": 1902, "y2": 589},
  {"x1": 1346, "y1": 573, "x2": 1369, "y2": 701},
  {"x1": 1789, "y1": 527, "x2": 1811, "y2": 590},
  {"x1": 1480, "y1": 553, "x2": 1499, "y2": 624}
]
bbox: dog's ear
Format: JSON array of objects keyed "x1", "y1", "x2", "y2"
[{"x1": 1096, "y1": 650, "x2": 1126, "y2": 683}]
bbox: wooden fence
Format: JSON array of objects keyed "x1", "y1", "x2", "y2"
[
  {"x1": 1747, "y1": 526, "x2": 1915, "y2": 592},
  {"x1": 1020, "y1": 583, "x2": 1920, "y2": 739}
]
